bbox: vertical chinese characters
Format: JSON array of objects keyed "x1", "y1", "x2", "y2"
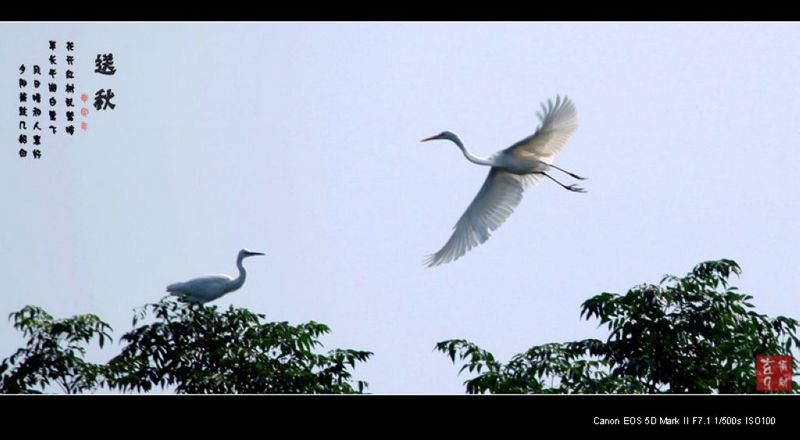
[
  {"x1": 14, "y1": 41, "x2": 118, "y2": 160},
  {"x1": 65, "y1": 41, "x2": 76, "y2": 136},
  {"x1": 15, "y1": 40, "x2": 79, "y2": 159},
  {"x1": 18, "y1": 63, "x2": 28, "y2": 158},
  {"x1": 94, "y1": 53, "x2": 116, "y2": 112},
  {"x1": 48, "y1": 40, "x2": 57, "y2": 140}
]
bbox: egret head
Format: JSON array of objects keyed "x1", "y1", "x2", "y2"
[
  {"x1": 421, "y1": 131, "x2": 459, "y2": 144},
  {"x1": 239, "y1": 248, "x2": 265, "y2": 259}
]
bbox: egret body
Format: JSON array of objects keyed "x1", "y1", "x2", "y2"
[{"x1": 166, "y1": 249, "x2": 265, "y2": 304}]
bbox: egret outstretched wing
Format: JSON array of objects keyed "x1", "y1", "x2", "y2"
[
  {"x1": 425, "y1": 168, "x2": 541, "y2": 267},
  {"x1": 504, "y1": 95, "x2": 578, "y2": 163}
]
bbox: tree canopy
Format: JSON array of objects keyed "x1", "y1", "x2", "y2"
[
  {"x1": 437, "y1": 259, "x2": 799, "y2": 393},
  {"x1": 3, "y1": 259, "x2": 797, "y2": 394},
  {"x1": 1, "y1": 299, "x2": 371, "y2": 394}
]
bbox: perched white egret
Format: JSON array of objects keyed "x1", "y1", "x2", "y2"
[
  {"x1": 166, "y1": 249, "x2": 265, "y2": 304},
  {"x1": 422, "y1": 95, "x2": 585, "y2": 267}
]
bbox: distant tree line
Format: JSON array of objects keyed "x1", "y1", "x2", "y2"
[
  {"x1": 0, "y1": 300, "x2": 371, "y2": 394},
  {"x1": 1, "y1": 259, "x2": 797, "y2": 394}
]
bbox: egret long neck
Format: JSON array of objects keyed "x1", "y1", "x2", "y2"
[
  {"x1": 450, "y1": 136, "x2": 493, "y2": 166},
  {"x1": 230, "y1": 255, "x2": 247, "y2": 291}
]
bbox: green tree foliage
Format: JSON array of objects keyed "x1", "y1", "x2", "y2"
[
  {"x1": 1, "y1": 300, "x2": 371, "y2": 394},
  {"x1": 437, "y1": 259, "x2": 800, "y2": 394},
  {"x1": 106, "y1": 300, "x2": 372, "y2": 393},
  {"x1": 0, "y1": 306, "x2": 112, "y2": 394}
]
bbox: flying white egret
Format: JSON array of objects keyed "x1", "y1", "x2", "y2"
[
  {"x1": 422, "y1": 95, "x2": 585, "y2": 267},
  {"x1": 166, "y1": 249, "x2": 265, "y2": 304}
]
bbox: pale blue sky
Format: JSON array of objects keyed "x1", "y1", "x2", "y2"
[{"x1": 1, "y1": 23, "x2": 799, "y2": 393}]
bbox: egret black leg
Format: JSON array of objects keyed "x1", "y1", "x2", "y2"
[
  {"x1": 548, "y1": 163, "x2": 587, "y2": 180},
  {"x1": 543, "y1": 173, "x2": 587, "y2": 193}
]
